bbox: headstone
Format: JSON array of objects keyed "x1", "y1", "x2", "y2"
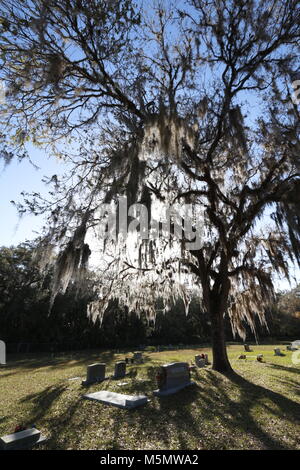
[
  {"x1": 238, "y1": 354, "x2": 247, "y2": 359},
  {"x1": 274, "y1": 348, "x2": 285, "y2": 357},
  {"x1": 286, "y1": 345, "x2": 298, "y2": 351},
  {"x1": 83, "y1": 391, "x2": 148, "y2": 409},
  {"x1": 133, "y1": 351, "x2": 143, "y2": 364},
  {"x1": 244, "y1": 344, "x2": 253, "y2": 352},
  {"x1": 153, "y1": 362, "x2": 194, "y2": 396},
  {"x1": 82, "y1": 363, "x2": 106, "y2": 386},
  {"x1": 257, "y1": 354, "x2": 264, "y2": 362},
  {"x1": 195, "y1": 355, "x2": 206, "y2": 368},
  {"x1": 0, "y1": 428, "x2": 46, "y2": 450},
  {"x1": 195, "y1": 353, "x2": 209, "y2": 366},
  {"x1": 114, "y1": 361, "x2": 126, "y2": 379},
  {"x1": 291, "y1": 340, "x2": 300, "y2": 349},
  {"x1": 0, "y1": 340, "x2": 5, "y2": 365}
]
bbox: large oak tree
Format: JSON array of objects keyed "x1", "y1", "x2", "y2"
[{"x1": 1, "y1": 0, "x2": 300, "y2": 372}]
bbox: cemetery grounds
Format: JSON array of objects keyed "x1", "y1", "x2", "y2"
[{"x1": 0, "y1": 344, "x2": 299, "y2": 450}]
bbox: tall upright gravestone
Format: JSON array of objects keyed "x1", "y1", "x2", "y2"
[
  {"x1": 195, "y1": 355, "x2": 206, "y2": 368},
  {"x1": 0, "y1": 340, "x2": 6, "y2": 365},
  {"x1": 82, "y1": 363, "x2": 106, "y2": 386},
  {"x1": 114, "y1": 361, "x2": 126, "y2": 379},
  {"x1": 154, "y1": 362, "x2": 194, "y2": 396},
  {"x1": 133, "y1": 351, "x2": 143, "y2": 364}
]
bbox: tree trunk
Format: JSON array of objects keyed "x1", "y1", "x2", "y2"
[{"x1": 210, "y1": 305, "x2": 233, "y2": 373}]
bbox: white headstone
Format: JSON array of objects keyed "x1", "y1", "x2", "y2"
[{"x1": 0, "y1": 340, "x2": 5, "y2": 365}]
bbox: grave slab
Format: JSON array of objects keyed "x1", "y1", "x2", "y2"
[
  {"x1": 0, "y1": 428, "x2": 47, "y2": 450},
  {"x1": 83, "y1": 390, "x2": 148, "y2": 409}
]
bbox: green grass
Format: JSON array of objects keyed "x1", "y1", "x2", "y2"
[{"x1": 0, "y1": 344, "x2": 299, "y2": 450}]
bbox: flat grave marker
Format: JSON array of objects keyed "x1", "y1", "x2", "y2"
[
  {"x1": 83, "y1": 391, "x2": 148, "y2": 409},
  {"x1": 0, "y1": 428, "x2": 47, "y2": 450}
]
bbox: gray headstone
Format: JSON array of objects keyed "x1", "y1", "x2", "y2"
[
  {"x1": 83, "y1": 391, "x2": 148, "y2": 409},
  {"x1": 274, "y1": 348, "x2": 285, "y2": 356},
  {"x1": 133, "y1": 351, "x2": 143, "y2": 364},
  {"x1": 114, "y1": 361, "x2": 126, "y2": 379},
  {"x1": 287, "y1": 344, "x2": 298, "y2": 351},
  {"x1": 0, "y1": 428, "x2": 42, "y2": 450},
  {"x1": 195, "y1": 355, "x2": 206, "y2": 368},
  {"x1": 153, "y1": 362, "x2": 194, "y2": 396},
  {"x1": 0, "y1": 340, "x2": 5, "y2": 365},
  {"x1": 82, "y1": 363, "x2": 106, "y2": 386}
]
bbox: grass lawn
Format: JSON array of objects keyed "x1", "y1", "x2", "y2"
[{"x1": 0, "y1": 344, "x2": 299, "y2": 450}]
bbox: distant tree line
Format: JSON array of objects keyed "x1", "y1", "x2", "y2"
[{"x1": 0, "y1": 244, "x2": 299, "y2": 353}]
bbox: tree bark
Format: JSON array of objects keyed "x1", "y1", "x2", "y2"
[{"x1": 210, "y1": 305, "x2": 233, "y2": 373}]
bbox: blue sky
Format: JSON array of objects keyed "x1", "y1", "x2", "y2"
[{"x1": 0, "y1": 144, "x2": 66, "y2": 246}]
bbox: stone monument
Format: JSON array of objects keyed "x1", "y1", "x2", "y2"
[
  {"x1": 82, "y1": 363, "x2": 106, "y2": 386},
  {"x1": 114, "y1": 361, "x2": 126, "y2": 379},
  {"x1": 0, "y1": 340, "x2": 5, "y2": 365},
  {"x1": 195, "y1": 355, "x2": 206, "y2": 368},
  {"x1": 153, "y1": 362, "x2": 194, "y2": 396},
  {"x1": 132, "y1": 351, "x2": 143, "y2": 364}
]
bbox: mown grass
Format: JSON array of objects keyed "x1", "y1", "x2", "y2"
[{"x1": 0, "y1": 344, "x2": 299, "y2": 450}]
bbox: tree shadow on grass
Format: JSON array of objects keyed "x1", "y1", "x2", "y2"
[
  {"x1": 105, "y1": 367, "x2": 300, "y2": 450},
  {"x1": 217, "y1": 370, "x2": 300, "y2": 449},
  {"x1": 266, "y1": 363, "x2": 300, "y2": 375},
  {"x1": 5, "y1": 349, "x2": 118, "y2": 372},
  {"x1": 9, "y1": 364, "x2": 300, "y2": 450},
  {"x1": 19, "y1": 384, "x2": 67, "y2": 424}
]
